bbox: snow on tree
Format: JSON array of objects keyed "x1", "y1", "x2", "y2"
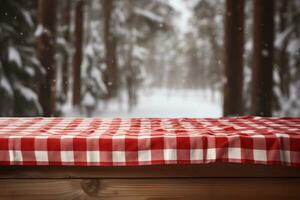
[
  {"x1": 77, "y1": 0, "x2": 177, "y2": 115},
  {"x1": 113, "y1": 0, "x2": 175, "y2": 110},
  {"x1": 0, "y1": 0, "x2": 43, "y2": 116},
  {"x1": 273, "y1": 0, "x2": 300, "y2": 116},
  {"x1": 191, "y1": 0, "x2": 225, "y2": 91}
]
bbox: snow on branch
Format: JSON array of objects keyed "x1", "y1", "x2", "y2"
[
  {"x1": 21, "y1": 9, "x2": 34, "y2": 27},
  {"x1": 14, "y1": 82, "x2": 37, "y2": 102},
  {"x1": 34, "y1": 24, "x2": 52, "y2": 37},
  {"x1": 134, "y1": 8, "x2": 164, "y2": 23},
  {"x1": 8, "y1": 46, "x2": 22, "y2": 67},
  {"x1": 275, "y1": 25, "x2": 294, "y2": 49},
  {"x1": 287, "y1": 39, "x2": 300, "y2": 55},
  {"x1": 0, "y1": 75, "x2": 13, "y2": 97},
  {"x1": 14, "y1": 82, "x2": 42, "y2": 114}
]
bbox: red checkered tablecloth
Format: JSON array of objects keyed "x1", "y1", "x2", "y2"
[{"x1": 0, "y1": 116, "x2": 299, "y2": 167}]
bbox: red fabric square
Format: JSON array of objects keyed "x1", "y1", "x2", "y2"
[
  {"x1": 47, "y1": 138, "x2": 61, "y2": 151},
  {"x1": 0, "y1": 138, "x2": 8, "y2": 150},
  {"x1": 265, "y1": 137, "x2": 280, "y2": 150},
  {"x1": 73, "y1": 138, "x2": 87, "y2": 151},
  {"x1": 99, "y1": 138, "x2": 112, "y2": 151},
  {"x1": 151, "y1": 137, "x2": 164, "y2": 149},
  {"x1": 177, "y1": 137, "x2": 190, "y2": 149},
  {"x1": 290, "y1": 137, "x2": 300, "y2": 151},
  {"x1": 21, "y1": 138, "x2": 35, "y2": 151},
  {"x1": 240, "y1": 136, "x2": 254, "y2": 149},
  {"x1": 215, "y1": 137, "x2": 228, "y2": 148},
  {"x1": 125, "y1": 138, "x2": 138, "y2": 151}
]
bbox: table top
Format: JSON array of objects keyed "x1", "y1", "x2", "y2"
[{"x1": 0, "y1": 116, "x2": 299, "y2": 167}]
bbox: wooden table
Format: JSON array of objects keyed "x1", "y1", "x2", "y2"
[{"x1": 0, "y1": 163, "x2": 300, "y2": 200}]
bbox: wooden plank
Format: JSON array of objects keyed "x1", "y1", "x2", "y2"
[
  {"x1": 0, "y1": 164, "x2": 299, "y2": 179},
  {"x1": 0, "y1": 178, "x2": 299, "y2": 200}
]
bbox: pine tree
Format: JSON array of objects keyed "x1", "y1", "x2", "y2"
[
  {"x1": 80, "y1": 0, "x2": 107, "y2": 115},
  {"x1": 119, "y1": 0, "x2": 175, "y2": 108},
  {"x1": 193, "y1": 0, "x2": 224, "y2": 91},
  {"x1": 0, "y1": 0, "x2": 43, "y2": 116}
]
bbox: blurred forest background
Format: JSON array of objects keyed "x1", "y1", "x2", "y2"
[{"x1": 0, "y1": 0, "x2": 299, "y2": 117}]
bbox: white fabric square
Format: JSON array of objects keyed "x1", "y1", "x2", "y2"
[
  {"x1": 113, "y1": 151, "x2": 126, "y2": 162},
  {"x1": 138, "y1": 150, "x2": 151, "y2": 162},
  {"x1": 9, "y1": 150, "x2": 22, "y2": 162},
  {"x1": 190, "y1": 149, "x2": 203, "y2": 160},
  {"x1": 61, "y1": 151, "x2": 74, "y2": 162},
  {"x1": 275, "y1": 133, "x2": 289, "y2": 138},
  {"x1": 228, "y1": 148, "x2": 241, "y2": 159},
  {"x1": 251, "y1": 134, "x2": 265, "y2": 138},
  {"x1": 35, "y1": 151, "x2": 48, "y2": 162},
  {"x1": 61, "y1": 135, "x2": 75, "y2": 139},
  {"x1": 87, "y1": 151, "x2": 100, "y2": 162},
  {"x1": 207, "y1": 148, "x2": 216, "y2": 160},
  {"x1": 253, "y1": 149, "x2": 267, "y2": 161},
  {"x1": 164, "y1": 149, "x2": 177, "y2": 161},
  {"x1": 112, "y1": 135, "x2": 126, "y2": 139}
]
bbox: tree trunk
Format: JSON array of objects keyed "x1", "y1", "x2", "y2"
[
  {"x1": 223, "y1": 0, "x2": 244, "y2": 116},
  {"x1": 103, "y1": 0, "x2": 118, "y2": 98},
  {"x1": 207, "y1": 13, "x2": 223, "y2": 87},
  {"x1": 278, "y1": 0, "x2": 290, "y2": 97},
  {"x1": 251, "y1": 0, "x2": 274, "y2": 116},
  {"x1": 72, "y1": 0, "x2": 84, "y2": 106},
  {"x1": 37, "y1": 0, "x2": 57, "y2": 117},
  {"x1": 62, "y1": 0, "x2": 71, "y2": 99}
]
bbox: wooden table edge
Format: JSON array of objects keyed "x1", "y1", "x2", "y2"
[{"x1": 0, "y1": 163, "x2": 299, "y2": 179}]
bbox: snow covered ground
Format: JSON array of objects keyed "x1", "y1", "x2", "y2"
[{"x1": 63, "y1": 88, "x2": 222, "y2": 118}]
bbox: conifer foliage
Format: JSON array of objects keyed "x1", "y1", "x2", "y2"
[{"x1": 0, "y1": 0, "x2": 43, "y2": 116}]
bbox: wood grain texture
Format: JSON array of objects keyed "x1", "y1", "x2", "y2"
[
  {"x1": 0, "y1": 178, "x2": 300, "y2": 200},
  {"x1": 1, "y1": 164, "x2": 299, "y2": 199},
  {"x1": 1, "y1": 164, "x2": 299, "y2": 179}
]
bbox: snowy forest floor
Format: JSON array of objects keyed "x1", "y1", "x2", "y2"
[{"x1": 62, "y1": 88, "x2": 222, "y2": 118}]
